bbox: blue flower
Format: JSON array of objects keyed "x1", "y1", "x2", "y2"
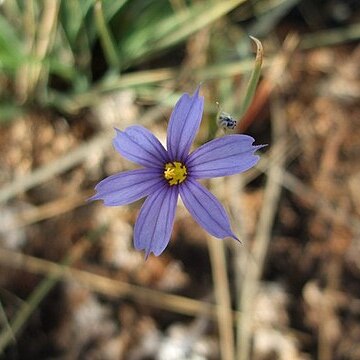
[{"x1": 91, "y1": 86, "x2": 263, "y2": 257}]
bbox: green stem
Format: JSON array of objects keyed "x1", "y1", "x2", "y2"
[
  {"x1": 94, "y1": 0, "x2": 120, "y2": 70},
  {"x1": 0, "y1": 242, "x2": 88, "y2": 354},
  {"x1": 238, "y1": 36, "x2": 263, "y2": 119}
]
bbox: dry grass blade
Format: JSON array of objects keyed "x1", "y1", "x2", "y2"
[
  {"x1": 238, "y1": 95, "x2": 287, "y2": 359},
  {"x1": 22, "y1": 0, "x2": 60, "y2": 98},
  {"x1": 207, "y1": 232, "x2": 235, "y2": 360},
  {"x1": 0, "y1": 131, "x2": 112, "y2": 204},
  {"x1": 249, "y1": 146, "x2": 360, "y2": 234},
  {"x1": 0, "y1": 240, "x2": 90, "y2": 354},
  {"x1": 0, "y1": 247, "x2": 243, "y2": 323},
  {"x1": 2, "y1": 190, "x2": 93, "y2": 232},
  {"x1": 242, "y1": 135, "x2": 299, "y2": 185},
  {"x1": 272, "y1": 171, "x2": 360, "y2": 234}
]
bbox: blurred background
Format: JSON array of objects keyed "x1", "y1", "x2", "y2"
[{"x1": 0, "y1": 0, "x2": 360, "y2": 359}]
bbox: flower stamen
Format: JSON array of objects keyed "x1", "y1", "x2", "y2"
[{"x1": 164, "y1": 162, "x2": 187, "y2": 186}]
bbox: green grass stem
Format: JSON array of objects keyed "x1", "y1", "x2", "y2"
[
  {"x1": 238, "y1": 36, "x2": 263, "y2": 119},
  {"x1": 94, "y1": 0, "x2": 121, "y2": 70}
]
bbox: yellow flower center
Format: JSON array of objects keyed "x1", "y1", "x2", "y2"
[{"x1": 164, "y1": 162, "x2": 187, "y2": 186}]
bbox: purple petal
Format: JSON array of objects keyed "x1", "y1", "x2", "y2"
[
  {"x1": 167, "y1": 86, "x2": 204, "y2": 162},
  {"x1": 89, "y1": 168, "x2": 165, "y2": 206},
  {"x1": 134, "y1": 185, "x2": 178, "y2": 257},
  {"x1": 186, "y1": 135, "x2": 264, "y2": 178},
  {"x1": 113, "y1": 126, "x2": 168, "y2": 168},
  {"x1": 179, "y1": 178, "x2": 237, "y2": 240}
]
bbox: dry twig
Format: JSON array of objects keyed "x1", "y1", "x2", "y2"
[{"x1": 237, "y1": 94, "x2": 287, "y2": 360}]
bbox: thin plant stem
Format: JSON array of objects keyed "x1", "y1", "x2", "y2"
[
  {"x1": 300, "y1": 22, "x2": 360, "y2": 49},
  {"x1": 207, "y1": 231, "x2": 235, "y2": 360},
  {"x1": 0, "y1": 246, "x2": 243, "y2": 322},
  {"x1": 0, "y1": 131, "x2": 113, "y2": 204},
  {"x1": 238, "y1": 36, "x2": 263, "y2": 120},
  {"x1": 237, "y1": 94, "x2": 287, "y2": 360},
  {"x1": 28, "y1": 0, "x2": 60, "y2": 96},
  {"x1": 94, "y1": 0, "x2": 121, "y2": 70},
  {"x1": 0, "y1": 300, "x2": 15, "y2": 346},
  {"x1": 0, "y1": 240, "x2": 91, "y2": 354}
]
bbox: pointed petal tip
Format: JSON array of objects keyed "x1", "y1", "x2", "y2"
[
  {"x1": 254, "y1": 143, "x2": 268, "y2": 150},
  {"x1": 210, "y1": 231, "x2": 241, "y2": 243},
  {"x1": 221, "y1": 231, "x2": 241, "y2": 243},
  {"x1": 144, "y1": 249, "x2": 151, "y2": 260},
  {"x1": 138, "y1": 238, "x2": 169, "y2": 259},
  {"x1": 87, "y1": 193, "x2": 99, "y2": 202},
  {"x1": 192, "y1": 84, "x2": 204, "y2": 99},
  {"x1": 231, "y1": 233, "x2": 242, "y2": 244},
  {"x1": 143, "y1": 247, "x2": 164, "y2": 260},
  {"x1": 139, "y1": 243, "x2": 165, "y2": 260},
  {"x1": 112, "y1": 128, "x2": 122, "y2": 144}
]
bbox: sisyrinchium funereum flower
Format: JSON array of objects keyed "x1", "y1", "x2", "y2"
[{"x1": 90, "y1": 86, "x2": 264, "y2": 258}]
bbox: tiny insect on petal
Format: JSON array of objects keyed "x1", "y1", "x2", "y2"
[{"x1": 217, "y1": 111, "x2": 237, "y2": 130}]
